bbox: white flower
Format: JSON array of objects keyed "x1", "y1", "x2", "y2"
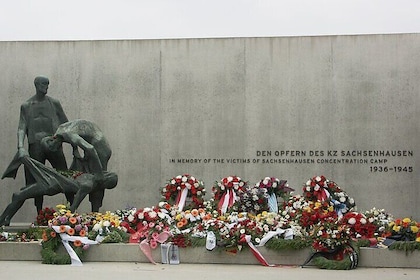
[
  {"x1": 171, "y1": 179, "x2": 176, "y2": 184},
  {"x1": 239, "y1": 181, "x2": 244, "y2": 187},
  {"x1": 360, "y1": 218, "x2": 367, "y2": 224},
  {"x1": 194, "y1": 182, "x2": 199, "y2": 188},
  {"x1": 227, "y1": 176, "x2": 233, "y2": 182},
  {"x1": 306, "y1": 180, "x2": 311, "y2": 185},
  {"x1": 314, "y1": 185, "x2": 320, "y2": 191},
  {"x1": 348, "y1": 217, "x2": 356, "y2": 225},
  {"x1": 339, "y1": 197, "x2": 346, "y2": 203},
  {"x1": 263, "y1": 178, "x2": 269, "y2": 185},
  {"x1": 185, "y1": 183, "x2": 191, "y2": 189},
  {"x1": 103, "y1": 221, "x2": 111, "y2": 227},
  {"x1": 272, "y1": 182, "x2": 277, "y2": 188},
  {"x1": 128, "y1": 214, "x2": 134, "y2": 222},
  {"x1": 93, "y1": 223, "x2": 102, "y2": 232},
  {"x1": 182, "y1": 176, "x2": 188, "y2": 182},
  {"x1": 255, "y1": 237, "x2": 261, "y2": 244},
  {"x1": 240, "y1": 229, "x2": 245, "y2": 234},
  {"x1": 148, "y1": 211, "x2": 157, "y2": 219},
  {"x1": 315, "y1": 176, "x2": 321, "y2": 182},
  {"x1": 306, "y1": 186, "x2": 311, "y2": 192}
]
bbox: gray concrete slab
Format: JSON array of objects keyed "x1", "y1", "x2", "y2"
[{"x1": 0, "y1": 261, "x2": 419, "y2": 280}]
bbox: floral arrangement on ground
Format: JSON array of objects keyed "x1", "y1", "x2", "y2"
[{"x1": 1, "y1": 175, "x2": 419, "y2": 269}]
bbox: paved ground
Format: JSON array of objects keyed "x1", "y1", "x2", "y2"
[{"x1": 1, "y1": 261, "x2": 419, "y2": 280}]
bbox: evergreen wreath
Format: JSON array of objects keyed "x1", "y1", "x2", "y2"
[
  {"x1": 41, "y1": 228, "x2": 87, "y2": 265},
  {"x1": 304, "y1": 242, "x2": 360, "y2": 270}
]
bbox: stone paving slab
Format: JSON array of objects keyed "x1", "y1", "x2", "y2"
[{"x1": 0, "y1": 261, "x2": 419, "y2": 280}]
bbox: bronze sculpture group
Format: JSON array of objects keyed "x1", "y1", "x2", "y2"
[{"x1": 0, "y1": 76, "x2": 117, "y2": 226}]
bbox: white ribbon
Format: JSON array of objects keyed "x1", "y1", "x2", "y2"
[
  {"x1": 177, "y1": 187, "x2": 189, "y2": 211},
  {"x1": 256, "y1": 228, "x2": 294, "y2": 247},
  {"x1": 267, "y1": 193, "x2": 278, "y2": 213},
  {"x1": 52, "y1": 225, "x2": 98, "y2": 266}
]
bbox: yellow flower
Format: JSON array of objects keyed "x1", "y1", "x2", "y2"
[
  {"x1": 416, "y1": 237, "x2": 420, "y2": 242},
  {"x1": 411, "y1": 226, "x2": 419, "y2": 233},
  {"x1": 403, "y1": 217, "x2": 412, "y2": 224},
  {"x1": 175, "y1": 214, "x2": 182, "y2": 221},
  {"x1": 393, "y1": 225, "x2": 401, "y2": 232}
]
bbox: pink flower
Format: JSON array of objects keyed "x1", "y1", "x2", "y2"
[
  {"x1": 151, "y1": 232, "x2": 159, "y2": 240},
  {"x1": 150, "y1": 239, "x2": 158, "y2": 249}
]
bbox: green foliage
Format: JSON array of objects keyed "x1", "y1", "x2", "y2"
[
  {"x1": 388, "y1": 241, "x2": 420, "y2": 254},
  {"x1": 41, "y1": 238, "x2": 86, "y2": 265},
  {"x1": 265, "y1": 237, "x2": 311, "y2": 251}
]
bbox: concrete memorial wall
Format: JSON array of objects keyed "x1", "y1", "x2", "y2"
[{"x1": 0, "y1": 34, "x2": 418, "y2": 223}]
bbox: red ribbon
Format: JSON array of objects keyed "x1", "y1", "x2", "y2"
[{"x1": 240, "y1": 235, "x2": 278, "y2": 267}]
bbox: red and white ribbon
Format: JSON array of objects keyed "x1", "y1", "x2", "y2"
[
  {"x1": 176, "y1": 187, "x2": 189, "y2": 211},
  {"x1": 240, "y1": 234, "x2": 276, "y2": 267},
  {"x1": 218, "y1": 189, "x2": 237, "y2": 215}
]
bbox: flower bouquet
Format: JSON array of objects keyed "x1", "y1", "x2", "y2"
[
  {"x1": 36, "y1": 207, "x2": 56, "y2": 226},
  {"x1": 363, "y1": 207, "x2": 394, "y2": 238},
  {"x1": 128, "y1": 205, "x2": 172, "y2": 247},
  {"x1": 161, "y1": 174, "x2": 206, "y2": 211},
  {"x1": 235, "y1": 184, "x2": 269, "y2": 214},
  {"x1": 310, "y1": 220, "x2": 352, "y2": 253},
  {"x1": 256, "y1": 177, "x2": 294, "y2": 212},
  {"x1": 387, "y1": 218, "x2": 420, "y2": 242},
  {"x1": 299, "y1": 201, "x2": 338, "y2": 231},
  {"x1": 212, "y1": 176, "x2": 247, "y2": 214},
  {"x1": 303, "y1": 176, "x2": 356, "y2": 217},
  {"x1": 84, "y1": 211, "x2": 126, "y2": 243},
  {"x1": 341, "y1": 212, "x2": 376, "y2": 239},
  {"x1": 41, "y1": 205, "x2": 94, "y2": 264}
]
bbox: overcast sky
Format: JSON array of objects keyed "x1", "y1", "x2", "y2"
[{"x1": 1, "y1": 0, "x2": 419, "y2": 41}]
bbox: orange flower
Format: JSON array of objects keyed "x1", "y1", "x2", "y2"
[
  {"x1": 73, "y1": 240, "x2": 82, "y2": 247},
  {"x1": 203, "y1": 214, "x2": 212, "y2": 221},
  {"x1": 191, "y1": 209, "x2": 199, "y2": 217},
  {"x1": 176, "y1": 221, "x2": 184, "y2": 228},
  {"x1": 164, "y1": 203, "x2": 172, "y2": 210},
  {"x1": 69, "y1": 217, "x2": 77, "y2": 224},
  {"x1": 181, "y1": 218, "x2": 188, "y2": 226},
  {"x1": 42, "y1": 231, "x2": 48, "y2": 242},
  {"x1": 395, "y1": 219, "x2": 402, "y2": 226},
  {"x1": 67, "y1": 228, "x2": 75, "y2": 236},
  {"x1": 50, "y1": 231, "x2": 57, "y2": 238},
  {"x1": 79, "y1": 229, "x2": 86, "y2": 237},
  {"x1": 198, "y1": 208, "x2": 205, "y2": 214},
  {"x1": 59, "y1": 225, "x2": 67, "y2": 233}
]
